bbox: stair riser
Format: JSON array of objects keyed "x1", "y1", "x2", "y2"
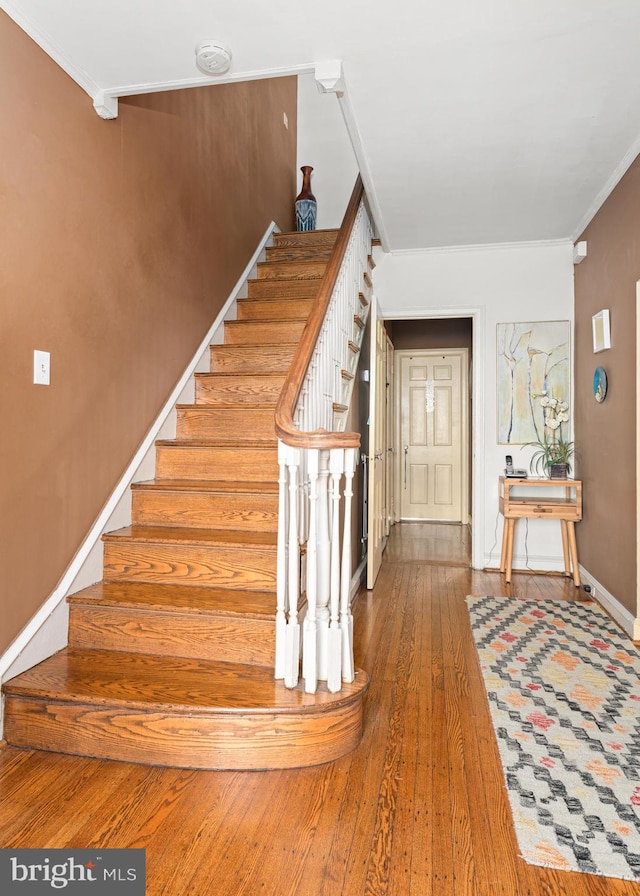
[
  {"x1": 3, "y1": 696, "x2": 364, "y2": 770},
  {"x1": 209, "y1": 345, "x2": 295, "y2": 374},
  {"x1": 247, "y1": 278, "x2": 320, "y2": 300},
  {"x1": 194, "y1": 375, "x2": 284, "y2": 406},
  {"x1": 257, "y1": 260, "x2": 326, "y2": 280},
  {"x1": 224, "y1": 320, "x2": 306, "y2": 345},
  {"x1": 236, "y1": 298, "x2": 314, "y2": 321},
  {"x1": 132, "y1": 491, "x2": 278, "y2": 531},
  {"x1": 176, "y1": 407, "x2": 276, "y2": 440},
  {"x1": 273, "y1": 230, "x2": 338, "y2": 250},
  {"x1": 103, "y1": 542, "x2": 276, "y2": 590},
  {"x1": 156, "y1": 446, "x2": 278, "y2": 482},
  {"x1": 265, "y1": 245, "x2": 333, "y2": 263},
  {"x1": 69, "y1": 607, "x2": 275, "y2": 666}
]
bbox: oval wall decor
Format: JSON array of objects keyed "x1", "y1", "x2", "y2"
[{"x1": 594, "y1": 366, "x2": 608, "y2": 403}]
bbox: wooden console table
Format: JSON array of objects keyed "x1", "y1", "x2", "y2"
[{"x1": 498, "y1": 477, "x2": 582, "y2": 585}]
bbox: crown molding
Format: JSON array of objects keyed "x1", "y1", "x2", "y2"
[
  {"x1": 1, "y1": 1, "x2": 99, "y2": 99},
  {"x1": 571, "y1": 130, "x2": 640, "y2": 241},
  {"x1": 388, "y1": 237, "x2": 573, "y2": 257},
  {"x1": 104, "y1": 62, "x2": 314, "y2": 99},
  {"x1": 95, "y1": 62, "x2": 315, "y2": 118},
  {"x1": 335, "y1": 75, "x2": 391, "y2": 253},
  {"x1": 0, "y1": 8, "x2": 314, "y2": 119}
]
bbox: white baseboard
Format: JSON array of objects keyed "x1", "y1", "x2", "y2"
[
  {"x1": 351, "y1": 557, "x2": 367, "y2": 603},
  {"x1": 0, "y1": 223, "x2": 278, "y2": 730},
  {"x1": 578, "y1": 565, "x2": 638, "y2": 641},
  {"x1": 483, "y1": 551, "x2": 567, "y2": 573}
]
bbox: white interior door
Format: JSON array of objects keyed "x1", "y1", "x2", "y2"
[
  {"x1": 367, "y1": 311, "x2": 387, "y2": 589},
  {"x1": 398, "y1": 349, "x2": 468, "y2": 522}
]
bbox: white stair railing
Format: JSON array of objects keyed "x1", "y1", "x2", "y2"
[{"x1": 275, "y1": 177, "x2": 372, "y2": 693}]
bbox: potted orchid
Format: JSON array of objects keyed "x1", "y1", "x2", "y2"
[{"x1": 524, "y1": 392, "x2": 574, "y2": 478}]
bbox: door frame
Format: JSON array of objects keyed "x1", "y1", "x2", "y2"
[
  {"x1": 394, "y1": 348, "x2": 469, "y2": 525},
  {"x1": 380, "y1": 306, "x2": 485, "y2": 571},
  {"x1": 385, "y1": 332, "x2": 395, "y2": 536},
  {"x1": 366, "y1": 301, "x2": 389, "y2": 589}
]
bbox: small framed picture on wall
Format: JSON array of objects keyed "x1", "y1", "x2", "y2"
[{"x1": 592, "y1": 309, "x2": 611, "y2": 353}]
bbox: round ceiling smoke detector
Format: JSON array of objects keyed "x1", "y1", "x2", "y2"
[{"x1": 195, "y1": 41, "x2": 232, "y2": 75}]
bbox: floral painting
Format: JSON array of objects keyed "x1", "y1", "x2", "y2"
[{"x1": 497, "y1": 321, "x2": 570, "y2": 444}]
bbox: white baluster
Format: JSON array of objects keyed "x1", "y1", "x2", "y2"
[
  {"x1": 327, "y1": 448, "x2": 344, "y2": 693},
  {"x1": 341, "y1": 447, "x2": 357, "y2": 683},
  {"x1": 302, "y1": 449, "x2": 319, "y2": 693},
  {"x1": 315, "y1": 449, "x2": 331, "y2": 679},
  {"x1": 284, "y1": 446, "x2": 301, "y2": 688},
  {"x1": 275, "y1": 440, "x2": 289, "y2": 680}
]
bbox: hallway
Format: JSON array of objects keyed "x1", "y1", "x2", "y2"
[{"x1": 0, "y1": 523, "x2": 632, "y2": 894}]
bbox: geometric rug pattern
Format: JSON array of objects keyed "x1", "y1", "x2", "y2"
[{"x1": 466, "y1": 595, "x2": 640, "y2": 880}]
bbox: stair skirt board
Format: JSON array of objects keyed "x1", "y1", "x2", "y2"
[{"x1": 2, "y1": 225, "x2": 369, "y2": 770}]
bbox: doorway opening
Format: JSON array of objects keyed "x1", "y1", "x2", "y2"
[{"x1": 386, "y1": 316, "x2": 475, "y2": 564}]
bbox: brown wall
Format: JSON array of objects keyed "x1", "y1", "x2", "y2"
[
  {"x1": 0, "y1": 14, "x2": 297, "y2": 652},
  {"x1": 574, "y1": 157, "x2": 640, "y2": 614},
  {"x1": 387, "y1": 317, "x2": 473, "y2": 352}
]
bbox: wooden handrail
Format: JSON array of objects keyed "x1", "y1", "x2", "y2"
[{"x1": 274, "y1": 175, "x2": 365, "y2": 450}]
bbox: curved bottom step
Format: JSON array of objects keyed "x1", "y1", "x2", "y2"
[{"x1": 3, "y1": 649, "x2": 369, "y2": 770}]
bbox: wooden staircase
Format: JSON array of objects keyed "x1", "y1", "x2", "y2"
[{"x1": 3, "y1": 229, "x2": 369, "y2": 771}]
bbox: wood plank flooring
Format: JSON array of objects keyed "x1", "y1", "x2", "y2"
[{"x1": 1, "y1": 521, "x2": 637, "y2": 895}]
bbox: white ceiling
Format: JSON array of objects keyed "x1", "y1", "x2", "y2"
[{"x1": 5, "y1": 0, "x2": 640, "y2": 251}]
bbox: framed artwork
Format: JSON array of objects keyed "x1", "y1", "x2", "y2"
[
  {"x1": 592, "y1": 309, "x2": 611, "y2": 353},
  {"x1": 497, "y1": 320, "x2": 570, "y2": 444}
]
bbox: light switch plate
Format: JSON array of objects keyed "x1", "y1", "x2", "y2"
[{"x1": 34, "y1": 350, "x2": 50, "y2": 385}]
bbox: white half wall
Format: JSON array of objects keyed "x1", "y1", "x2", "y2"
[
  {"x1": 372, "y1": 239, "x2": 575, "y2": 571},
  {"x1": 297, "y1": 72, "x2": 358, "y2": 230}
]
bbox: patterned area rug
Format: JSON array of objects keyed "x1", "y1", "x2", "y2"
[{"x1": 466, "y1": 595, "x2": 640, "y2": 880}]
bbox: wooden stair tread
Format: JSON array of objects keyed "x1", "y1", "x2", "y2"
[
  {"x1": 4, "y1": 648, "x2": 367, "y2": 714},
  {"x1": 226, "y1": 316, "x2": 309, "y2": 324},
  {"x1": 195, "y1": 371, "x2": 286, "y2": 379},
  {"x1": 68, "y1": 582, "x2": 276, "y2": 618},
  {"x1": 132, "y1": 479, "x2": 279, "y2": 495},
  {"x1": 103, "y1": 525, "x2": 278, "y2": 548},
  {"x1": 156, "y1": 438, "x2": 276, "y2": 449},
  {"x1": 177, "y1": 401, "x2": 278, "y2": 409}
]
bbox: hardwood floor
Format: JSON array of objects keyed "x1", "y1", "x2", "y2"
[{"x1": 0, "y1": 522, "x2": 636, "y2": 894}]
